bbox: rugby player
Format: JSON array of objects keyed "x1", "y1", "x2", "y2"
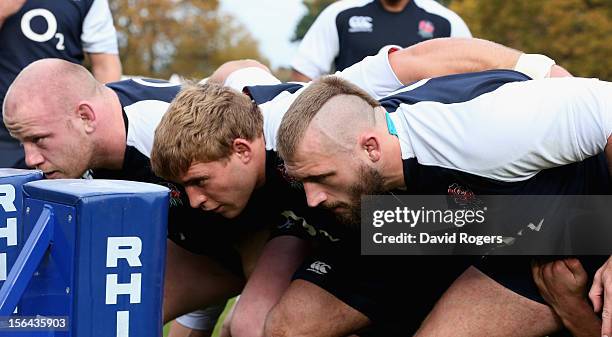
[
  {"x1": 291, "y1": 0, "x2": 471, "y2": 81},
  {"x1": 276, "y1": 72, "x2": 612, "y2": 336},
  {"x1": 150, "y1": 38, "x2": 567, "y2": 336},
  {"x1": 1, "y1": 37, "x2": 545, "y2": 337},
  {"x1": 0, "y1": 0, "x2": 122, "y2": 169},
  {"x1": 1, "y1": 58, "x2": 288, "y2": 337}
]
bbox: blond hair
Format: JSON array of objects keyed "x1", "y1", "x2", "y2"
[
  {"x1": 277, "y1": 76, "x2": 380, "y2": 161},
  {"x1": 151, "y1": 81, "x2": 262, "y2": 181}
]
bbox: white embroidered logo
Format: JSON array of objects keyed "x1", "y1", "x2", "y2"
[
  {"x1": 307, "y1": 261, "x2": 332, "y2": 275},
  {"x1": 348, "y1": 16, "x2": 373, "y2": 33},
  {"x1": 21, "y1": 9, "x2": 65, "y2": 50}
]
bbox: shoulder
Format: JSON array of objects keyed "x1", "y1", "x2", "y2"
[
  {"x1": 107, "y1": 78, "x2": 181, "y2": 106},
  {"x1": 412, "y1": 0, "x2": 469, "y2": 30}
]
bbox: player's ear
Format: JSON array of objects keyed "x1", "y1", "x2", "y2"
[
  {"x1": 359, "y1": 132, "x2": 381, "y2": 163},
  {"x1": 232, "y1": 138, "x2": 253, "y2": 164},
  {"x1": 76, "y1": 101, "x2": 96, "y2": 133}
]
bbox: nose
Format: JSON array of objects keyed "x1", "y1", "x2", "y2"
[
  {"x1": 23, "y1": 143, "x2": 44, "y2": 168},
  {"x1": 304, "y1": 182, "x2": 327, "y2": 208},
  {"x1": 185, "y1": 186, "x2": 208, "y2": 209}
]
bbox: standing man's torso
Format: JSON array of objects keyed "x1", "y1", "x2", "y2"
[{"x1": 335, "y1": 0, "x2": 455, "y2": 70}]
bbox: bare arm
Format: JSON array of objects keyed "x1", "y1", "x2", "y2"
[
  {"x1": 589, "y1": 256, "x2": 612, "y2": 337},
  {"x1": 336, "y1": 37, "x2": 564, "y2": 100},
  {"x1": 89, "y1": 53, "x2": 122, "y2": 83},
  {"x1": 0, "y1": 0, "x2": 26, "y2": 28},
  {"x1": 388, "y1": 37, "x2": 570, "y2": 84},
  {"x1": 533, "y1": 258, "x2": 601, "y2": 337},
  {"x1": 290, "y1": 70, "x2": 312, "y2": 83},
  {"x1": 0, "y1": 0, "x2": 26, "y2": 30},
  {"x1": 230, "y1": 236, "x2": 309, "y2": 337},
  {"x1": 388, "y1": 37, "x2": 523, "y2": 84}
]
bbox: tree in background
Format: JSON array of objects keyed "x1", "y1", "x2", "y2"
[
  {"x1": 450, "y1": 0, "x2": 612, "y2": 80},
  {"x1": 292, "y1": 0, "x2": 336, "y2": 41},
  {"x1": 292, "y1": 0, "x2": 611, "y2": 79},
  {"x1": 109, "y1": 0, "x2": 268, "y2": 79}
]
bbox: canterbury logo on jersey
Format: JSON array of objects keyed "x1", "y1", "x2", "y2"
[
  {"x1": 307, "y1": 261, "x2": 332, "y2": 275},
  {"x1": 348, "y1": 16, "x2": 373, "y2": 33}
]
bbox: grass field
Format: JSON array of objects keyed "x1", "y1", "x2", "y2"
[{"x1": 163, "y1": 298, "x2": 236, "y2": 337}]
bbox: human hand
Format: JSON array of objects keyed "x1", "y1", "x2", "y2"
[
  {"x1": 590, "y1": 256, "x2": 612, "y2": 337},
  {"x1": 532, "y1": 258, "x2": 589, "y2": 316},
  {"x1": 534, "y1": 258, "x2": 602, "y2": 337}
]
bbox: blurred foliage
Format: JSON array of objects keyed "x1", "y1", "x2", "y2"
[
  {"x1": 109, "y1": 0, "x2": 268, "y2": 78},
  {"x1": 294, "y1": 0, "x2": 611, "y2": 79},
  {"x1": 292, "y1": 0, "x2": 336, "y2": 41},
  {"x1": 450, "y1": 0, "x2": 612, "y2": 80}
]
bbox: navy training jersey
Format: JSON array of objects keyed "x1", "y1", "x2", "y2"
[
  {"x1": 0, "y1": 0, "x2": 118, "y2": 168},
  {"x1": 292, "y1": 0, "x2": 470, "y2": 78}
]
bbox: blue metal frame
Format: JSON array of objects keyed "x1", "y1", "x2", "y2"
[{"x1": 0, "y1": 205, "x2": 54, "y2": 316}]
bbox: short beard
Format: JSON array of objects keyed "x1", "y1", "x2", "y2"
[{"x1": 330, "y1": 164, "x2": 386, "y2": 229}]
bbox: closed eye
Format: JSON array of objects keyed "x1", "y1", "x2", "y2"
[
  {"x1": 303, "y1": 172, "x2": 334, "y2": 184},
  {"x1": 25, "y1": 134, "x2": 49, "y2": 145}
]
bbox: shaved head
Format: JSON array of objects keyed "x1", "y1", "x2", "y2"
[
  {"x1": 2, "y1": 58, "x2": 122, "y2": 178},
  {"x1": 277, "y1": 76, "x2": 382, "y2": 162},
  {"x1": 3, "y1": 58, "x2": 100, "y2": 129},
  {"x1": 309, "y1": 94, "x2": 379, "y2": 154}
]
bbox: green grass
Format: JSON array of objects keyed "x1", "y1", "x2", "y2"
[{"x1": 163, "y1": 298, "x2": 237, "y2": 337}]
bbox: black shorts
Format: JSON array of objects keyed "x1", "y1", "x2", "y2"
[
  {"x1": 474, "y1": 255, "x2": 607, "y2": 337},
  {"x1": 294, "y1": 238, "x2": 606, "y2": 336},
  {"x1": 475, "y1": 255, "x2": 607, "y2": 304},
  {"x1": 293, "y1": 238, "x2": 474, "y2": 335}
]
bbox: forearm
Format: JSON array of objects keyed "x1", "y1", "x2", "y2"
[
  {"x1": 388, "y1": 37, "x2": 522, "y2": 84},
  {"x1": 89, "y1": 53, "x2": 122, "y2": 83},
  {"x1": 0, "y1": 0, "x2": 27, "y2": 31},
  {"x1": 231, "y1": 236, "x2": 309, "y2": 337},
  {"x1": 0, "y1": 13, "x2": 10, "y2": 30},
  {"x1": 291, "y1": 70, "x2": 312, "y2": 83},
  {"x1": 555, "y1": 300, "x2": 601, "y2": 337}
]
